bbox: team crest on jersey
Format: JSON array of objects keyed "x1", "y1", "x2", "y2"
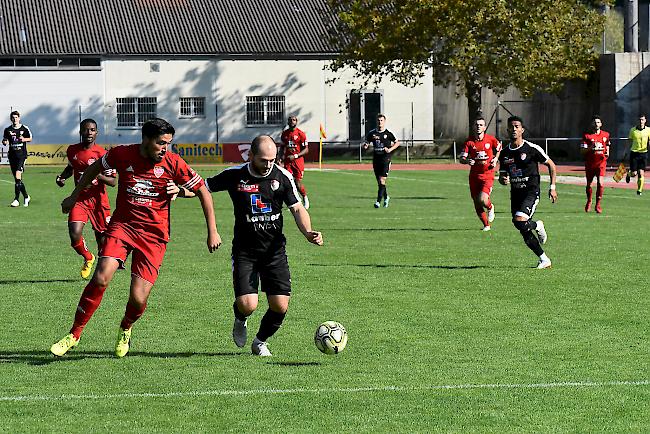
[
  {"x1": 271, "y1": 180, "x2": 279, "y2": 191},
  {"x1": 293, "y1": 134, "x2": 299, "y2": 140},
  {"x1": 520, "y1": 153, "x2": 527, "y2": 160},
  {"x1": 383, "y1": 134, "x2": 387, "y2": 139},
  {"x1": 485, "y1": 143, "x2": 491, "y2": 149},
  {"x1": 153, "y1": 166, "x2": 164, "y2": 178},
  {"x1": 87, "y1": 158, "x2": 96, "y2": 165}
]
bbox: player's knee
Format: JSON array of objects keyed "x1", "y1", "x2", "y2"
[
  {"x1": 236, "y1": 298, "x2": 257, "y2": 316},
  {"x1": 513, "y1": 219, "x2": 529, "y2": 233},
  {"x1": 14, "y1": 180, "x2": 22, "y2": 188}
]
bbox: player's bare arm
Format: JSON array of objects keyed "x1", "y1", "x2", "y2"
[
  {"x1": 489, "y1": 149, "x2": 501, "y2": 169},
  {"x1": 384, "y1": 139, "x2": 399, "y2": 154},
  {"x1": 61, "y1": 159, "x2": 103, "y2": 213},
  {"x1": 290, "y1": 142, "x2": 309, "y2": 160},
  {"x1": 459, "y1": 154, "x2": 475, "y2": 165},
  {"x1": 544, "y1": 159, "x2": 558, "y2": 203},
  {"x1": 97, "y1": 172, "x2": 117, "y2": 187},
  {"x1": 195, "y1": 185, "x2": 221, "y2": 252},
  {"x1": 56, "y1": 164, "x2": 74, "y2": 187},
  {"x1": 289, "y1": 204, "x2": 323, "y2": 246}
]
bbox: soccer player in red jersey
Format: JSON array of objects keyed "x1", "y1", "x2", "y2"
[
  {"x1": 280, "y1": 115, "x2": 310, "y2": 209},
  {"x1": 580, "y1": 115, "x2": 610, "y2": 213},
  {"x1": 460, "y1": 117, "x2": 502, "y2": 231},
  {"x1": 50, "y1": 118, "x2": 221, "y2": 358},
  {"x1": 56, "y1": 119, "x2": 116, "y2": 279}
]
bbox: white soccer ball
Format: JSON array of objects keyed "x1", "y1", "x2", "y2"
[{"x1": 314, "y1": 321, "x2": 348, "y2": 355}]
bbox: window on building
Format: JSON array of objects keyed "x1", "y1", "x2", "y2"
[
  {"x1": 180, "y1": 97, "x2": 206, "y2": 118},
  {"x1": 246, "y1": 96, "x2": 285, "y2": 126},
  {"x1": 116, "y1": 97, "x2": 157, "y2": 128}
]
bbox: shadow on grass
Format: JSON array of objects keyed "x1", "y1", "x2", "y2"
[
  {"x1": 324, "y1": 228, "x2": 473, "y2": 232},
  {"x1": 0, "y1": 350, "x2": 241, "y2": 366},
  {"x1": 349, "y1": 195, "x2": 447, "y2": 200},
  {"x1": 0, "y1": 278, "x2": 78, "y2": 285},
  {"x1": 309, "y1": 263, "x2": 483, "y2": 270},
  {"x1": 268, "y1": 361, "x2": 321, "y2": 367}
]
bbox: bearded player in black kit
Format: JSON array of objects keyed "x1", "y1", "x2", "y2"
[
  {"x1": 179, "y1": 135, "x2": 323, "y2": 356},
  {"x1": 499, "y1": 116, "x2": 558, "y2": 269},
  {"x1": 363, "y1": 114, "x2": 399, "y2": 208}
]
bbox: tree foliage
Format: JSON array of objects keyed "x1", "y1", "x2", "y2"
[{"x1": 328, "y1": 0, "x2": 607, "y2": 121}]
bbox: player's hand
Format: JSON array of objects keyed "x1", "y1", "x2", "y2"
[
  {"x1": 207, "y1": 230, "x2": 222, "y2": 252},
  {"x1": 166, "y1": 180, "x2": 180, "y2": 201},
  {"x1": 362, "y1": 143, "x2": 369, "y2": 150},
  {"x1": 499, "y1": 175, "x2": 509, "y2": 185},
  {"x1": 549, "y1": 188, "x2": 558, "y2": 203},
  {"x1": 1, "y1": 138, "x2": 7, "y2": 145},
  {"x1": 306, "y1": 231, "x2": 323, "y2": 246},
  {"x1": 488, "y1": 157, "x2": 498, "y2": 169},
  {"x1": 61, "y1": 196, "x2": 76, "y2": 214},
  {"x1": 468, "y1": 159, "x2": 475, "y2": 166},
  {"x1": 55, "y1": 175, "x2": 65, "y2": 187}
]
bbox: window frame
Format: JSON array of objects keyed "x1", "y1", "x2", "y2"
[
  {"x1": 245, "y1": 95, "x2": 285, "y2": 127},
  {"x1": 116, "y1": 96, "x2": 158, "y2": 129},
  {"x1": 179, "y1": 97, "x2": 206, "y2": 119}
]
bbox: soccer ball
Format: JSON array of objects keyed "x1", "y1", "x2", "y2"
[{"x1": 314, "y1": 321, "x2": 348, "y2": 355}]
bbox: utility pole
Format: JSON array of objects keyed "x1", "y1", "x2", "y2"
[{"x1": 625, "y1": 0, "x2": 639, "y2": 52}]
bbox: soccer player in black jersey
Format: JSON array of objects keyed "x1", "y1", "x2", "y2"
[
  {"x1": 2, "y1": 111, "x2": 32, "y2": 207},
  {"x1": 182, "y1": 135, "x2": 323, "y2": 356},
  {"x1": 498, "y1": 116, "x2": 558, "y2": 269},
  {"x1": 363, "y1": 114, "x2": 399, "y2": 208}
]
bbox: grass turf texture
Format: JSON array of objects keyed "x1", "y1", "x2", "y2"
[{"x1": 0, "y1": 166, "x2": 648, "y2": 433}]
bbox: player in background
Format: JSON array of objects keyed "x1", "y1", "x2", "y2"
[
  {"x1": 499, "y1": 116, "x2": 558, "y2": 269},
  {"x1": 2, "y1": 111, "x2": 32, "y2": 207},
  {"x1": 50, "y1": 118, "x2": 221, "y2": 358},
  {"x1": 179, "y1": 135, "x2": 323, "y2": 356},
  {"x1": 580, "y1": 115, "x2": 610, "y2": 213},
  {"x1": 363, "y1": 114, "x2": 399, "y2": 208},
  {"x1": 280, "y1": 115, "x2": 310, "y2": 209},
  {"x1": 625, "y1": 114, "x2": 650, "y2": 195},
  {"x1": 460, "y1": 116, "x2": 502, "y2": 231},
  {"x1": 56, "y1": 119, "x2": 116, "y2": 279}
]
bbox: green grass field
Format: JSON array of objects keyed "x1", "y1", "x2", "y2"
[{"x1": 0, "y1": 165, "x2": 648, "y2": 433}]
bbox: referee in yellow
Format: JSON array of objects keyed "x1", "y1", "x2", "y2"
[{"x1": 627, "y1": 114, "x2": 650, "y2": 195}]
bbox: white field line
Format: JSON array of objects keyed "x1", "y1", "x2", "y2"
[
  {"x1": 1, "y1": 380, "x2": 648, "y2": 403},
  {"x1": 0, "y1": 178, "x2": 14, "y2": 184}
]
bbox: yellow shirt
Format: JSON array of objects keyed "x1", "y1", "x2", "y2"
[{"x1": 629, "y1": 126, "x2": 650, "y2": 153}]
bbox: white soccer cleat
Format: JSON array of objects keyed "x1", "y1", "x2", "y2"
[
  {"x1": 481, "y1": 225, "x2": 491, "y2": 231},
  {"x1": 303, "y1": 196, "x2": 310, "y2": 210},
  {"x1": 488, "y1": 204, "x2": 495, "y2": 223},
  {"x1": 10, "y1": 199, "x2": 19, "y2": 207},
  {"x1": 536, "y1": 220, "x2": 547, "y2": 244},
  {"x1": 536, "y1": 258, "x2": 552, "y2": 269},
  {"x1": 251, "y1": 337, "x2": 272, "y2": 356},
  {"x1": 373, "y1": 201, "x2": 381, "y2": 208},
  {"x1": 232, "y1": 318, "x2": 247, "y2": 348},
  {"x1": 23, "y1": 196, "x2": 30, "y2": 207},
  {"x1": 383, "y1": 196, "x2": 390, "y2": 207}
]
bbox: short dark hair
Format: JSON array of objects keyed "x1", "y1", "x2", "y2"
[
  {"x1": 592, "y1": 114, "x2": 602, "y2": 122},
  {"x1": 377, "y1": 113, "x2": 386, "y2": 120},
  {"x1": 507, "y1": 115, "x2": 523, "y2": 124},
  {"x1": 80, "y1": 118, "x2": 97, "y2": 129},
  {"x1": 10, "y1": 110, "x2": 19, "y2": 118},
  {"x1": 474, "y1": 116, "x2": 486, "y2": 123},
  {"x1": 639, "y1": 114, "x2": 647, "y2": 119},
  {"x1": 142, "y1": 118, "x2": 175, "y2": 139}
]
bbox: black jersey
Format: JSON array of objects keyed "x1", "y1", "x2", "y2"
[
  {"x1": 498, "y1": 140, "x2": 550, "y2": 191},
  {"x1": 365, "y1": 129, "x2": 397, "y2": 161},
  {"x1": 3, "y1": 124, "x2": 31, "y2": 158},
  {"x1": 206, "y1": 163, "x2": 300, "y2": 253}
]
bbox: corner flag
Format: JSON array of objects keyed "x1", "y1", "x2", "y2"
[
  {"x1": 319, "y1": 124, "x2": 326, "y2": 170},
  {"x1": 613, "y1": 163, "x2": 627, "y2": 183}
]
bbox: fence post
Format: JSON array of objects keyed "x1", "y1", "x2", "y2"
[{"x1": 453, "y1": 141, "x2": 457, "y2": 163}]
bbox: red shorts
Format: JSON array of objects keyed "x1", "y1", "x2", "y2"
[
  {"x1": 284, "y1": 158, "x2": 305, "y2": 180},
  {"x1": 469, "y1": 174, "x2": 494, "y2": 198},
  {"x1": 100, "y1": 222, "x2": 167, "y2": 285},
  {"x1": 585, "y1": 164, "x2": 606, "y2": 180},
  {"x1": 68, "y1": 199, "x2": 111, "y2": 233}
]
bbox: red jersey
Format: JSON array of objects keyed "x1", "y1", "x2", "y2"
[
  {"x1": 101, "y1": 144, "x2": 204, "y2": 243},
  {"x1": 67, "y1": 143, "x2": 114, "y2": 204},
  {"x1": 280, "y1": 128, "x2": 308, "y2": 162},
  {"x1": 461, "y1": 133, "x2": 502, "y2": 175},
  {"x1": 581, "y1": 130, "x2": 609, "y2": 168}
]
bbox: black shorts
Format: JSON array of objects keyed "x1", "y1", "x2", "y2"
[
  {"x1": 510, "y1": 188, "x2": 540, "y2": 219},
  {"x1": 9, "y1": 156, "x2": 25, "y2": 176},
  {"x1": 231, "y1": 247, "x2": 291, "y2": 297},
  {"x1": 630, "y1": 151, "x2": 647, "y2": 172},
  {"x1": 373, "y1": 157, "x2": 391, "y2": 178}
]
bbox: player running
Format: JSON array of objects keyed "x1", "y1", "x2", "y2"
[
  {"x1": 626, "y1": 114, "x2": 650, "y2": 195},
  {"x1": 2, "y1": 111, "x2": 32, "y2": 207},
  {"x1": 280, "y1": 115, "x2": 310, "y2": 209},
  {"x1": 50, "y1": 118, "x2": 221, "y2": 358},
  {"x1": 56, "y1": 119, "x2": 116, "y2": 279},
  {"x1": 363, "y1": 114, "x2": 399, "y2": 208},
  {"x1": 460, "y1": 116, "x2": 502, "y2": 231},
  {"x1": 499, "y1": 116, "x2": 558, "y2": 269},
  {"x1": 580, "y1": 115, "x2": 610, "y2": 213},
  {"x1": 179, "y1": 135, "x2": 322, "y2": 356}
]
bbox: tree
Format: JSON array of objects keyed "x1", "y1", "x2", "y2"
[{"x1": 327, "y1": 0, "x2": 609, "y2": 129}]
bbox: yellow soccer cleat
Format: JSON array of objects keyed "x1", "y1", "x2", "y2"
[
  {"x1": 115, "y1": 327, "x2": 132, "y2": 358},
  {"x1": 80, "y1": 253, "x2": 96, "y2": 279},
  {"x1": 50, "y1": 333, "x2": 79, "y2": 357}
]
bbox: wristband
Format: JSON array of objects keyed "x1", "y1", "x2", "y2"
[{"x1": 549, "y1": 184, "x2": 556, "y2": 190}]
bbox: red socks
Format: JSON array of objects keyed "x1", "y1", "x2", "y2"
[
  {"x1": 72, "y1": 238, "x2": 93, "y2": 261},
  {"x1": 586, "y1": 186, "x2": 593, "y2": 202},
  {"x1": 70, "y1": 281, "x2": 107, "y2": 339},
  {"x1": 475, "y1": 205, "x2": 488, "y2": 226},
  {"x1": 120, "y1": 301, "x2": 146, "y2": 330}
]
